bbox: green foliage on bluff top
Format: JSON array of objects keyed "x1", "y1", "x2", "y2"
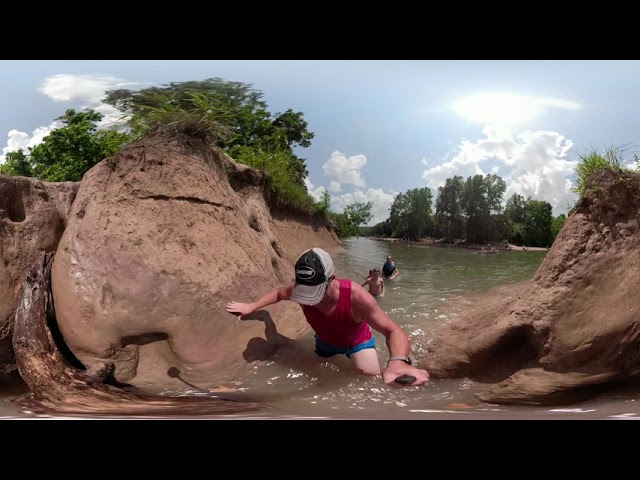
[
  {"x1": 573, "y1": 146, "x2": 638, "y2": 196},
  {"x1": 0, "y1": 78, "x2": 332, "y2": 219},
  {"x1": 103, "y1": 78, "x2": 315, "y2": 190}
]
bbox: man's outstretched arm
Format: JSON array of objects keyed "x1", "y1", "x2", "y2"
[{"x1": 226, "y1": 283, "x2": 295, "y2": 320}]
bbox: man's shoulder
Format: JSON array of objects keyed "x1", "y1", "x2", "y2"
[
  {"x1": 346, "y1": 278, "x2": 362, "y2": 290},
  {"x1": 349, "y1": 280, "x2": 373, "y2": 299},
  {"x1": 341, "y1": 278, "x2": 360, "y2": 290}
]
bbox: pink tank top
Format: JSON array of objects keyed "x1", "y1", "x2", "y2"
[{"x1": 302, "y1": 278, "x2": 372, "y2": 348}]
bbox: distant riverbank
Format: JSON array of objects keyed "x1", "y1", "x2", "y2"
[{"x1": 369, "y1": 237, "x2": 549, "y2": 252}]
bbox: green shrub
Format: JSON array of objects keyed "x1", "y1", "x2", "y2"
[
  {"x1": 573, "y1": 146, "x2": 632, "y2": 196},
  {"x1": 231, "y1": 146, "x2": 326, "y2": 216},
  {"x1": 133, "y1": 92, "x2": 232, "y2": 145}
]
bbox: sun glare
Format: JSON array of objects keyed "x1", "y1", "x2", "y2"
[
  {"x1": 454, "y1": 93, "x2": 541, "y2": 126},
  {"x1": 453, "y1": 93, "x2": 582, "y2": 126}
]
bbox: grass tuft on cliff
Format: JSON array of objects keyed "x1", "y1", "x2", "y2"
[{"x1": 573, "y1": 146, "x2": 638, "y2": 196}]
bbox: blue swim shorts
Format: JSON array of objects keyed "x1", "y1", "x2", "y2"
[{"x1": 314, "y1": 335, "x2": 376, "y2": 359}]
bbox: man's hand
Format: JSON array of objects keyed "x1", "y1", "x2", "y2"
[
  {"x1": 382, "y1": 361, "x2": 429, "y2": 388},
  {"x1": 226, "y1": 302, "x2": 255, "y2": 320}
]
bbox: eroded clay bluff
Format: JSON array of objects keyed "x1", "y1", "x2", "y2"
[
  {"x1": 420, "y1": 169, "x2": 640, "y2": 405},
  {"x1": 51, "y1": 128, "x2": 341, "y2": 390},
  {"x1": 13, "y1": 252, "x2": 259, "y2": 416},
  {"x1": 0, "y1": 176, "x2": 78, "y2": 383}
]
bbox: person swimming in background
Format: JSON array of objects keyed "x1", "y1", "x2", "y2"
[
  {"x1": 382, "y1": 256, "x2": 399, "y2": 279},
  {"x1": 362, "y1": 268, "x2": 385, "y2": 298}
]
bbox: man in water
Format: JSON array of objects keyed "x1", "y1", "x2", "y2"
[
  {"x1": 382, "y1": 256, "x2": 399, "y2": 279},
  {"x1": 226, "y1": 247, "x2": 428, "y2": 387},
  {"x1": 361, "y1": 267, "x2": 385, "y2": 298}
]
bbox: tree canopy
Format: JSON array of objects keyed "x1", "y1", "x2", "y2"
[
  {"x1": 0, "y1": 150, "x2": 32, "y2": 177},
  {"x1": 388, "y1": 187, "x2": 434, "y2": 241},
  {"x1": 330, "y1": 201, "x2": 373, "y2": 237},
  {"x1": 103, "y1": 78, "x2": 315, "y2": 187},
  {"x1": 367, "y1": 173, "x2": 561, "y2": 247},
  {"x1": 0, "y1": 109, "x2": 131, "y2": 182}
]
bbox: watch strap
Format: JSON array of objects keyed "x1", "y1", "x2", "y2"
[{"x1": 387, "y1": 355, "x2": 412, "y2": 365}]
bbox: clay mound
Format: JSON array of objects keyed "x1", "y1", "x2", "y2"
[
  {"x1": 0, "y1": 175, "x2": 78, "y2": 382},
  {"x1": 14, "y1": 252, "x2": 261, "y2": 417},
  {"x1": 421, "y1": 169, "x2": 640, "y2": 405},
  {"x1": 52, "y1": 129, "x2": 339, "y2": 389}
]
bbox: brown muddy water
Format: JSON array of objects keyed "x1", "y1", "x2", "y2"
[{"x1": 1, "y1": 238, "x2": 639, "y2": 419}]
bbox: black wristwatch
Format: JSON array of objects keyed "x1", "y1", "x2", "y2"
[{"x1": 387, "y1": 355, "x2": 412, "y2": 366}]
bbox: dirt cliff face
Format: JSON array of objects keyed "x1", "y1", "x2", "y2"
[
  {"x1": 0, "y1": 176, "x2": 78, "y2": 382},
  {"x1": 51, "y1": 130, "x2": 341, "y2": 389},
  {"x1": 421, "y1": 169, "x2": 640, "y2": 405}
]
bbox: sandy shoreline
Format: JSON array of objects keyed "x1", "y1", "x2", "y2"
[{"x1": 504, "y1": 243, "x2": 548, "y2": 252}]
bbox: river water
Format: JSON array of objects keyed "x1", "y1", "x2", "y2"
[{"x1": 2, "y1": 238, "x2": 639, "y2": 419}]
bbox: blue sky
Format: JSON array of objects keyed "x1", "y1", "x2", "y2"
[{"x1": 2, "y1": 60, "x2": 640, "y2": 225}]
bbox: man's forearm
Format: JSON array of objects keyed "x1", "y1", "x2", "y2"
[
  {"x1": 385, "y1": 328, "x2": 411, "y2": 358},
  {"x1": 249, "y1": 288, "x2": 282, "y2": 312},
  {"x1": 251, "y1": 283, "x2": 294, "y2": 311}
]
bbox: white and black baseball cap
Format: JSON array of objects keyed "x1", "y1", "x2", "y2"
[{"x1": 290, "y1": 248, "x2": 335, "y2": 306}]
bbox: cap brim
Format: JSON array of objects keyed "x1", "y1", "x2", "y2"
[{"x1": 290, "y1": 281, "x2": 328, "y2": 306}]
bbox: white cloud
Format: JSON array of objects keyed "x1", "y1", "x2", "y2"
[
  {"x1": 330, "y1": 187, "x2": 396, "y2": 226},
  {"x1": 40, "y1": 74, "x2": 137, "y2": 103},
  {"x1": 422, "y1": 125, "x2": 578, "y2": 216},
  {"x1": 39, "y1": 74, "x2": 138, "y2": 129},
  {"x1": 328, "y1": 181, "x2": 341, "y2": 192},
  {"x1": 475, "y1": 125, "x2": 519, "y2": 164},
  {"x1": 505, "y1": 130, "x2": 577, "y2": 214},
  {"x1": 322, "y1": 151, "x2": 367, "y2": 187},
  {"x1": 2, "y1": 130, "x2": 28, "y2": 156},
  {"x1": 94, "y1": 103, "x2": 129, "y2": 129},
  {"x1": 29, "y1": 124, "x2": 60, "y2": 146},
  {"x1": 1, "y1": 74, "x2": 139, "y2": 163},
  {"x1": 309, "y1": 150, "x2": 395, "y2": 226},
  {"x1": 304, "y1": 177, "x2": 326, "y2": 201},
  {"x1": 1, "y1": 123, "x2": 62, "y2": 164},
  {"x1": 319, "y1": 150, "x2": 395, "y2": 225}
]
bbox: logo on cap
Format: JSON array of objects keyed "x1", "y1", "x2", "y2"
[
  {"x1": 295, "y1": 249, "x2": 327, "y2": 286},
  {"x1": 296, "y1": 266, "x2": 316, "y2": 279}
]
